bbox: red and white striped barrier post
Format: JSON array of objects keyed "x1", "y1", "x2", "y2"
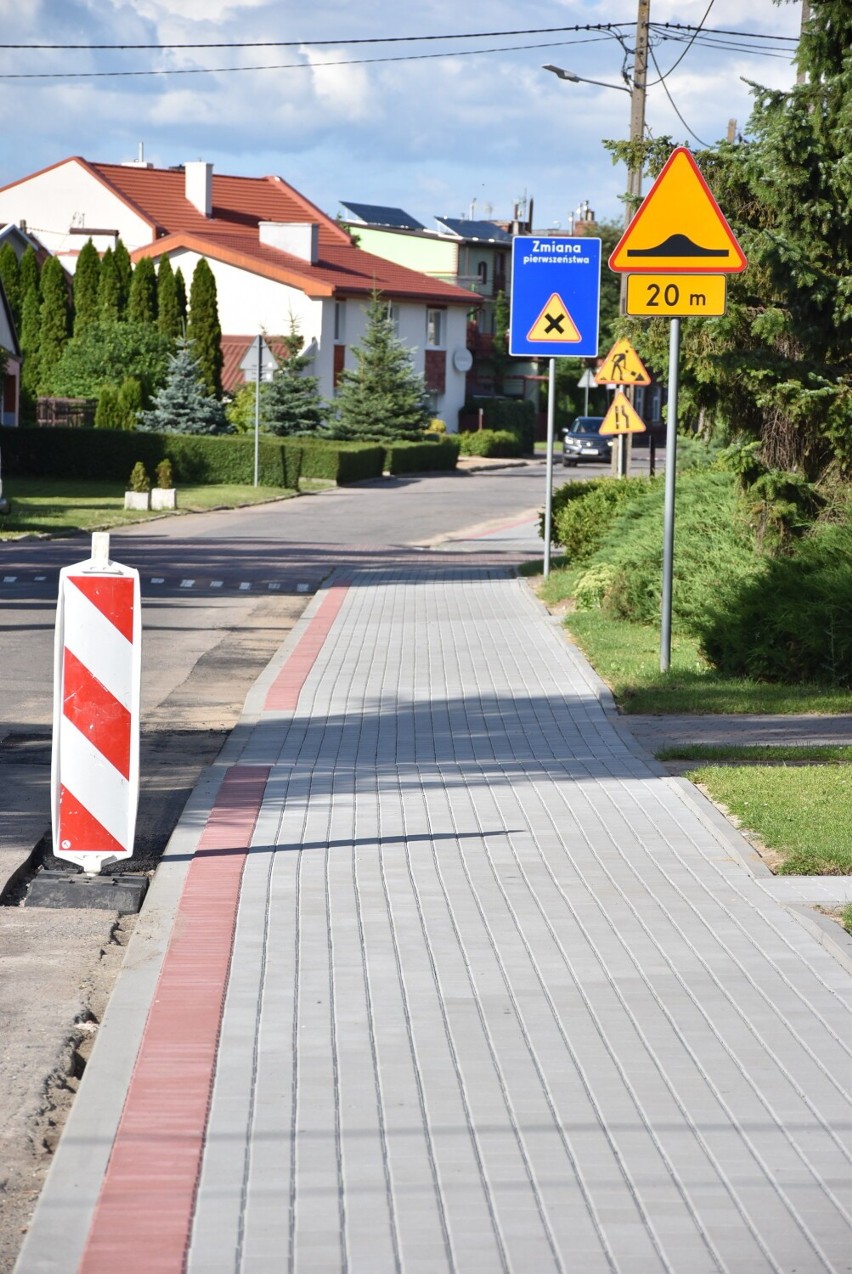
[{"x1": 51, "y1": 532, "x2": 141, "y2": 874}]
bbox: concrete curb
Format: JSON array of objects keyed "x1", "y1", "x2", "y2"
[{"x1": 784, "y1": 904, "x2": 852, "y2": 977}]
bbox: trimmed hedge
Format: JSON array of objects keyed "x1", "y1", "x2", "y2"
[
  {"x1": 291, "y1": 438, "x2": 384, "y2": 484},
  {"x1": 0, "y1": 427, "x2": 388, "y2": 488},
  {"x1": 457, "y1": 429, "x2": 522, "y2": 458},
  {"x1": 385, "y1": 437, "x2": 460, "y2": 474}
]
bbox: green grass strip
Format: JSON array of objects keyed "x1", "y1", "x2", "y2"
[
  {"x1": 656, "y1": 744, "x2": 852, "y2": 764},
  {"x1": 691, "y1": 764, "x2": 852, "y2": 875}
]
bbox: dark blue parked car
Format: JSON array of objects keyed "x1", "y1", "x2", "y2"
[{"x1": 562, "y1": 417, "x2": 613, "y2": 466}]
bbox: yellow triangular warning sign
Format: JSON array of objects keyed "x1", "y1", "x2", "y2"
[
  {"x1": 609, "y1": 147, "x2": 747, "y2": 275},
  {"x1": 595, "y1": 337, "x2": 651, "y2": 386},
  {"x1": 526, "y1": 293, "x2": 582, "y2": 343},
  {"x1": 599, "y1": 390, "x2": 647, "y2": 435}
]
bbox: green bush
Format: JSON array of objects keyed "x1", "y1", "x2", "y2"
[
  {"x1": 697, "y1": 521, "x2": 852, "y2": 686},
  {"x1": 547, "y1": 476, "x2": 657, "y2": 562},
  {"x1": 463, "y1": 398, "x2": 535, "y2": 452},
  {"x1": 457, "y1": 429, "x2": 522, "y2": 458},
  {"x1": 127, "y1": 461, "x2": 150, "y2": 493},
  {"x1": 386, "y1": 437, "x2": 460, "y2": 473}
]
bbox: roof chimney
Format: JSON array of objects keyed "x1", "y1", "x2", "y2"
[
  {"x1": 259, "y1": 222, "x2": 319, "y2": 264},
  {"x1": 185, "y1": 161, "x2": 213, "y2": 217}
]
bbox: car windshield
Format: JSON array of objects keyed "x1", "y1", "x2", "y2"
[{"x1": 568, "y1": 419, "x2": 604, "y2": 436}]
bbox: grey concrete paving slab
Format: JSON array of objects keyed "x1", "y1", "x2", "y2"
[
  {"x1": 191, "y1": 567, "x2": 851, "y2": 1273},
  {"x1": 18, "y1": 561, "x2": 852, "y2": 1274}
]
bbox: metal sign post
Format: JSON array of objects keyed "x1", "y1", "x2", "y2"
[
  {"x1": 609, "y1": 146, "x2": 747, "y2": 670},
  {"x1": 239, "y1": 335, "x2": 278, "y2": 487}
]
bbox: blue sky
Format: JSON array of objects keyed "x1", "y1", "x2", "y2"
[{"x1": 0, "y1": 1, "x2": 803, "y2": 234}]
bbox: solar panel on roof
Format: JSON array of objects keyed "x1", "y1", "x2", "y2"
[
  {"x1": 434, "y1": 217, "x2": 513, "y2": 243},
  {"x1": 340, "y1": 202, "x2": 425, "y2": 230}
]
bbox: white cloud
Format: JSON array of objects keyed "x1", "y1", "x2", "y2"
[{"x1": 0, "y1": 1, "x2": 803, "y2": 229}]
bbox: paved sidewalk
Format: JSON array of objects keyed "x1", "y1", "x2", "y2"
[{"x1": 17, "y1": 557, "x2": 852, "y2": 1273}]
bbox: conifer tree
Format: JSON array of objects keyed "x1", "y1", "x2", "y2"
[
  {"x1": 113, "y1": 239, "x2": 132, "y2": 316},
  {"x1": 330, "y1": 292, "x2": 430, "y2": 440},
  {"x1": 0, "y1": 243, "x2": 21, "y2": 329},
  {"x1": 128, "y1": 256, "x2": 158, "y2": 325},
  {"x1": 95, "y1": 383, "x2": 122, "y2": 430},
  {"x1": 263, "y1": 321, "x2": 328, "y2": 436},
  {"x1": 187, "y1": 259, "x2": 223, "y2": 397},
  {"x1": 612, "y1": 0, "x2": 852, "y2": 476},
  {"x1": 137, "y1": 338, "x2": 227, "y2": 434},
  {"x1": 19, "y1": 245, "x2": 39, "y2": 303},
  {"x1": 174, "y1": 267, "x2": 187, "y2": 327},
  {"x1": 157, "y1": 256, "x2": 183, "y2": 339},
  {"x1": 72, "y1": 239, "x2": 101, "y2": 336},
  {"x1": 19, "y1": 284, "x2": 41, "y2": 404},
  {"x1": 37, "y1": 255, "x2": 71, "y2": 390},
  {"x1": 98, "y1": 248, "x2": 122, "y2": 321}
]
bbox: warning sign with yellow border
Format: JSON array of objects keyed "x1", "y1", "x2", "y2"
[
  {"x1": 609, "y1": 147, "x2": 747, "y2": 275},
  {"x1": 526, "y1": 293, "x2": 582, "y2": 343},
  {"x1": 595, "y1": 337, "x2": 651, "y2": 386},
  {"x1": 599, "y1": 390, "x2": 647, "y2": 435}
]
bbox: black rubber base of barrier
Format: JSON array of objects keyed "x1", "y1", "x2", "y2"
[{"x1": 24, "y1": 870, "x2": 148, "y2": 915}]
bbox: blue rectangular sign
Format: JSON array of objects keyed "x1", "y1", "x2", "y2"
[{"x1": 509, "y1": 236, "x2": 601, "y2": 357}]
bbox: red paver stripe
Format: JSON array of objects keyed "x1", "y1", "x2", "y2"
[
  {"x1": 78, "y1": 764, "x2": 270, "y2": 1274},
  {"x1": 264, "y1": 582, "x2": 349, "y2": 711}
]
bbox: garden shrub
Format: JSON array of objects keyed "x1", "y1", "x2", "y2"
[
  {"x1": 386, "y1": 437, "x2": 460, "y2": 474},
  {"x1": 573, "y1": 563, "x2": 620, "y2": 611},
  {"x1": 463, "y1": 398, "x2": 535, "y2": 452},
  {"x1": 292, "y1": 438, "x2": 384, "y2": 484},
  {"x1": 697, "y1": 521, "x2": 852, "y2": 686},
  {"x1": 457, "y1": 429, "x2": 521, "y2": 458},
  {"x1": 547, "y1": 476, "x2": 657, "y2": 562}
]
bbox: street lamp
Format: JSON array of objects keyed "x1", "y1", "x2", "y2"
[{"x1": 542, "y1": 64, "x2": 630, "y2": 95}]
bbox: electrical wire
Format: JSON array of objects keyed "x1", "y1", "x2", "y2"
[
  {"x1": 0, "y1": 24, "x2": 633, "y2": 51},
  {"x1": 0, "y1": 34, "x2": 624, "y2": 81},
  {"x1": 648, "y1": 44, "x2": 710, "y2": 147},
  {"x1": 646, "y1": 0, "x2": 716, "y2": 85}
]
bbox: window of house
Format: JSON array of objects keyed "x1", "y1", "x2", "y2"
[
  {"x1": 426, "y1": 308, "x2": 444, "y2": 347},
  {"x1": 477, "y1": 261, "x2": 488, "y2": 286},
  {"x1": 385, "y1": 302, "x2": 400, "y2": 334},
  {"x1": 334, "y1": 300, "x2": 346, "y2": 342}
]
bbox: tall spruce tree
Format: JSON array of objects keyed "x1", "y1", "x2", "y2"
[
  {"x1": 137, "y1": 338, "x2": 227, "y2": 434},
  {"x1": 0, "y1": 244, "x2": 21, "y2": 329},
  {"x1": 128, "y1": 256, "x2": 158, "y2": 325},
  {"x1": 263, "y1": 321, "x2": 328, "y2": 436},
  {"x1": 330, "y1": 293, "x2": 430, "y2": 440},
  {"x1": 37, "y1": 256, "x2": 71, "y2": 391},
  {"x1": 157, "y1": 256, "x2": 183, "y2": 339},
  {"x1": 187, "y1": 259, "x2": 223, "y2": 397},
  {"x1": 72, "y1": 239, "x2": 101, "y2": 336}
]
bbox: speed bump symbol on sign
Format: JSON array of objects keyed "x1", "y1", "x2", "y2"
[
  {"x1": 599, "y1": 390, "x2": 647, "y2": 435},
  {"x1": 609, "y1": 147, "x2": 747, "y2": 275},
  {"x1": 526, "y1": 293, "x2": 582, "y2": 343},
  {"x1": 595, "y1": 337, "x2": 651, "y2": 386}
]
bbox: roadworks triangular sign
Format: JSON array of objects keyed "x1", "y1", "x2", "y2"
[
  {"x1": 526, "y1": 293, "x2": 582, "y2": 343},
  {"x1": 595, "y1": 337, "x2": 651, "y2": 386},
  {"x1": 599, "y1": 390, "x2": 647, "y2": 435},
  {"x1": 609, "y1": 146, "x2": 747, "y2": 274}
]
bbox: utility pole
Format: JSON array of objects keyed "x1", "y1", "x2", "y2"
[{"x1": 615, "y1": 0, "x2": 650, "y2": 477}]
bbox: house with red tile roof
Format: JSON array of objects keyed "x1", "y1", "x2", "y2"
[{"x1": 0, "y1": 157, "x2": 479, "y2": 426}]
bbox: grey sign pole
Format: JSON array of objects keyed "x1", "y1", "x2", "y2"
[
  {"x1": 239, "y1": 336, "x2": 278, "y2": 488},
  {"x1": 543, "y1": 357, "x2": 556, "y2": 576},
  {"x1": 660, "y1": 317, "x2": 681, "y2": 671}
]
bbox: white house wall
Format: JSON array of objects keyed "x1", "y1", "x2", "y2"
[
  {"x1": 0, "y1": 160, "x2": 151, "y2": 265},
  {"x1": 161, "y1": 249, "x2": 469, "y2": 424}
]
